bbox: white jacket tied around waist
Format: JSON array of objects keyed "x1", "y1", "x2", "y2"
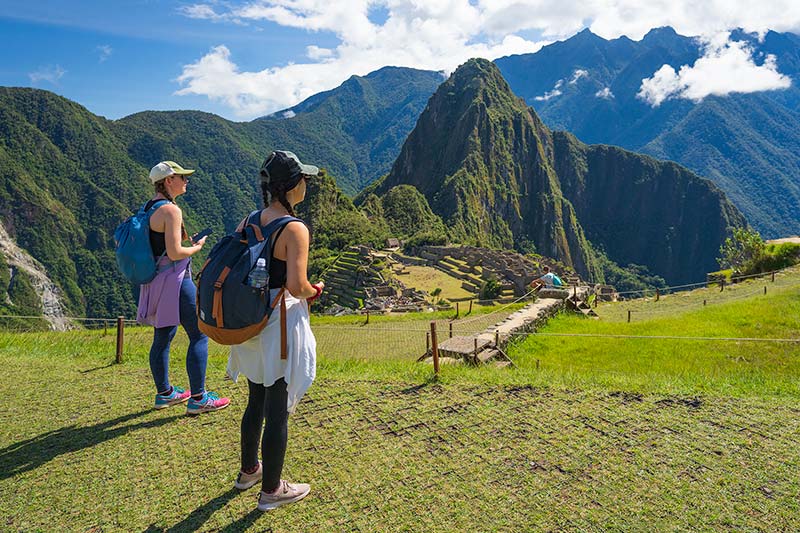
[{"x1": 227, "y1": 288, "x2": 316, "y2": 414}]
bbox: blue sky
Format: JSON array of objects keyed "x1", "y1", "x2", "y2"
[
  {"x1": 0, "y1": 0, "x2": 340, "y2": 119},
  {"x1": 1, "y1": 1, "x2": 798, "y2": 121}
]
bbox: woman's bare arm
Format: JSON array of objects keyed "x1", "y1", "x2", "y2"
[
  {"x1": 161, "y1": 203, "x2": 205, "y2": 260},
  {"x1": 282, "y1": 222, "x2": 318, "y2": 299}
]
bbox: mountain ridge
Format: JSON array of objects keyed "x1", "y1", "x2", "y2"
[
  {"x1": 370, "y1": 58, "x2": 745, "y2": 285},
  {"x1": 495, "y1": 26, "x2": 800, "y2": 237}
]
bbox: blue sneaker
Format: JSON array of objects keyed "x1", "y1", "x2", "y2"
[
  {"x1": 186, "y1": 391, "x2": 230, "y2": 415},
  {"x1": 154, "y1": 386, "x2": 190, "y2": 410}
]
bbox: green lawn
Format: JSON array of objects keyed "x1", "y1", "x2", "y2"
[
  {"x1": 1, "y1": 270, "x2": 799, "y2": 531},
  {"x1": 507, "y1": 268, "x2": 800, "y2": 397},
  {"x1": 398, "y1": 264, "x2": 475, "y2": 301}
]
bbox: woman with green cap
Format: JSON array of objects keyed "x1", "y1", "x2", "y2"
[{"x1": 138, "y1": 160, "x2": 230, "y2": 415}]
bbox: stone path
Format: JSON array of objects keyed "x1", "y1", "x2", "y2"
[{"x1": 431, "y1": 287, "x2": 590, "y2": 366}]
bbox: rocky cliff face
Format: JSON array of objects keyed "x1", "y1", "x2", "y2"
[
  {"x1": 553, "y1": 132, "x2": 746, "y2": 282},
  {"x1": 374, "y1": 59, "x2": 745, "y2": 284}
]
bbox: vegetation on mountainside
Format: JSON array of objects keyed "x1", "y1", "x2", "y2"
[
  {"x1": 379, "y1": 185, "x2": 447, "y2": 246},
  {"x1": 0, "y1": 66, "x2": 440, "y2": 318},
  {"x1": 0, "y1": 254, "x2": 42, "y2": 319},
  {"x1": 496, "y1": 27, "x2": 800, "y2": 238},
  {"x1": 376, "y1": 58, "x2": 743, "y2": 286}
]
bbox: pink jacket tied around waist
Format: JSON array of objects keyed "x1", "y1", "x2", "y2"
[{"x1": 137, "y1": 257, "x2": 191, "y2": 328}]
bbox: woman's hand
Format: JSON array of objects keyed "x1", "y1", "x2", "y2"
[{"x1": 307, "y1": 281, "x2": 325, "y2": 303}]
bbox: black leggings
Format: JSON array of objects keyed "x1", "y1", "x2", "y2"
[{"x1": 241, "y1": 378, "x2": 288, "y2": 492}]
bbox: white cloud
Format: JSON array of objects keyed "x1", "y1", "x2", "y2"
[
  {"x1": 533, "y1": 79, "x2": 563, "y2": 101},
  {"x1": 97, "y1": 45, "x2": 113, "y2": 63},
  {"x1": 306, "y1": 45, "x2": 333, "y2": 60},
  {"x1": 29, "y1": 65, "x2": 66, "y2": 85},
  {"x1": 595, "y1": 87, "x2": 614, "y2": 99},
  {"x1": 175, "y1": 1, "x2": 548, "y2": 118},
  {"x1": 637, "y1": 33, "x2": 792, "y2": 107},
  {"x1": 174, "y1": 1, "x2": 800, "y2": 119},
  {"x1": 569, "y1": 69, "x2": 588, "y2": 84}
]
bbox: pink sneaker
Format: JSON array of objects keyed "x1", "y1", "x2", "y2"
[
  {"x1": 235, "y1": 461, "x2": 263, "y2": 490},
  {"x1": 186, "y1": 391, "x2": 230, "y2": 415},
  {"x1": 257, "y1": 480, "x2": 311, "y2": 511}
]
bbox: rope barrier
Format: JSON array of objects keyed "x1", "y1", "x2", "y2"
[{"x1": 524, "y1": 332, "x2": 800, "y2": 343}]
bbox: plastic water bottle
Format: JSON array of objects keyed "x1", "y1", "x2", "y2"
[{"x1": 248, "y1": 258, "x2": 269, "y2": 288}]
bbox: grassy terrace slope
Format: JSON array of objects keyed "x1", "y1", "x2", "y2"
[{"x1": 1, "y1": 273, "x2": 799, "y2": 531}]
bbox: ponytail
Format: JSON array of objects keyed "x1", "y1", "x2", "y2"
[{"x1": 154, "y1": 180, "x2": 174, "y2": 203}]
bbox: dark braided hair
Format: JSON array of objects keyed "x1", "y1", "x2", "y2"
[{"x1": 261, "y1": 180, "x2": 298, "y2": 217}]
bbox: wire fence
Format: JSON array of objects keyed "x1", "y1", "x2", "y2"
[{"x1": 1, "y1": 266, "x2": 798, "y2": 367}]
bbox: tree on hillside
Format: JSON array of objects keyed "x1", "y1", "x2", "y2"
[{"x1": 717, "y1": 227, "x2": 765, "y2": 273}]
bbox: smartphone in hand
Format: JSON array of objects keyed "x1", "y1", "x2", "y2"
[{"x1": 192, "y1": 227, "x2": 213, "y2": 244}]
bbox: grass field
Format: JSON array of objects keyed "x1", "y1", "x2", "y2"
[
  {"x1": 398, "y1": 265, "x2": 475, "y2": 301},
  {"x1": 1, "y1": 269, "x2": 799, "y2": 531}
]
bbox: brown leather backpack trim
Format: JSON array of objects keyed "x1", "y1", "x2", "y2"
[{"x1": 198, "y1": 314, "x2": 269, "y2": 345}]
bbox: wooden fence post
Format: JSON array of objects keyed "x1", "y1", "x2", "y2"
[
  {"x1": 720, "y1": 279, "x2": 725, "y2": 292},
  {"x1": 473, "y1": 338, "x2": 478, "y2": 364},
  {"x1": 455, "y1": 302, "x2": 459, "y2": 319},
  {"x1": 764, "y1": 286, "x2": 767, "y2": 295},
  {"x1": 655, "y1": 288, "x2": 660, "y2": 301},
  {"x1": 449, "y1": 322, "x2": 453, "y2": 339},
  {"x1": 365, "y1": 311, "x2": 370, "y2": 324},
  {"x1": 627, "y1": 310, "x2": 631, "y2": 323},
  {"x1": 772, "y1": 271, "x2": 775, "y2": 282},
  {"x1": 495, "y1": 330, "x2": 499, "y2": 348},
  {"x1": 115, "y1": 316, "x2": 124, "y2": 364},
  {"x1": 468, "y1": 300, "x2": 473, "y2": 314},
  {"x1": 430, "y1": 322, "x2": 440, "y2": 377}
]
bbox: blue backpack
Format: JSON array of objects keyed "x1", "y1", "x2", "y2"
[
  {"x1": 114, "y1": 200, "x2": 170, "y2": 285},
  {"x1": 196, "y1": 212, "x2": 300, "y2": 348}
]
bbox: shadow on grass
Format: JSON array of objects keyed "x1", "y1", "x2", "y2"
[
  {"x1": 0, "y1": 409, "x2": 181, "y2": 481},
  {"x1": 79, "y1": 362, "x2": 116, "y2": 374},
  {"x1": 143, "y1": 489, "x2": 266, "y2": 532}
]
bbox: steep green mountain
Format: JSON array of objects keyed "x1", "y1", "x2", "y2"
[
  {"x1": 495, "y1": 27, "x2": 800, "y2": 238},
  {"x1": 259, "y1": 66, "x2": 445, "y2": 193},
  {"x1": 0, "y1": 87, "x2": 153, "y2": 318},
  {"x1": 371, "y1": 59, "x2": 745, "y2": 285}
]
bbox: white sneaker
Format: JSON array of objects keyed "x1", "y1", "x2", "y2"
[{"x1": 257, "y1": 480, "x2": 311, "y2": 511}]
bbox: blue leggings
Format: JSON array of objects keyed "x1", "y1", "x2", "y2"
[{"x1": 149, "y1": 276, "x2": 209, "y2": 395}]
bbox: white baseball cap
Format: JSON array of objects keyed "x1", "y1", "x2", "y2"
[{"x1": 149, "y1": 160, "x2": 195, "y2": 184}]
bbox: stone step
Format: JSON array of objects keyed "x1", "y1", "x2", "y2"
[{"x1": 476, "y1": 348, "x2": 499, "y2": 364}]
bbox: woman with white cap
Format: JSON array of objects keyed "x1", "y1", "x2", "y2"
[
  {"x1": 137, "y1": 160, "x2": 230, "y2": 415},
  {"x1": 226, "y1": 150, "x2": 324, "y2": 511}
]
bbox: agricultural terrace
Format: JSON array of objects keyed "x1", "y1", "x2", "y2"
[{"x1": 1, "y1": 268, "x2": 799, "y2": 531}]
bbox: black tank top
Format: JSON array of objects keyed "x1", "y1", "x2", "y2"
[
  {"x1": 268, "y1": 223, "x2": 291, "y2": 288},
  {"x1": 144, "y1": 199, "x2": 167, "y2": 257}
]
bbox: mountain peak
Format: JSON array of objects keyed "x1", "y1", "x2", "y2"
[
  {"x1": 642, "y1": 26, "x2": 679, "y2": 44},
  {"x1": 572, "y1": 27, "x2": 605, "y2": 42}
]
